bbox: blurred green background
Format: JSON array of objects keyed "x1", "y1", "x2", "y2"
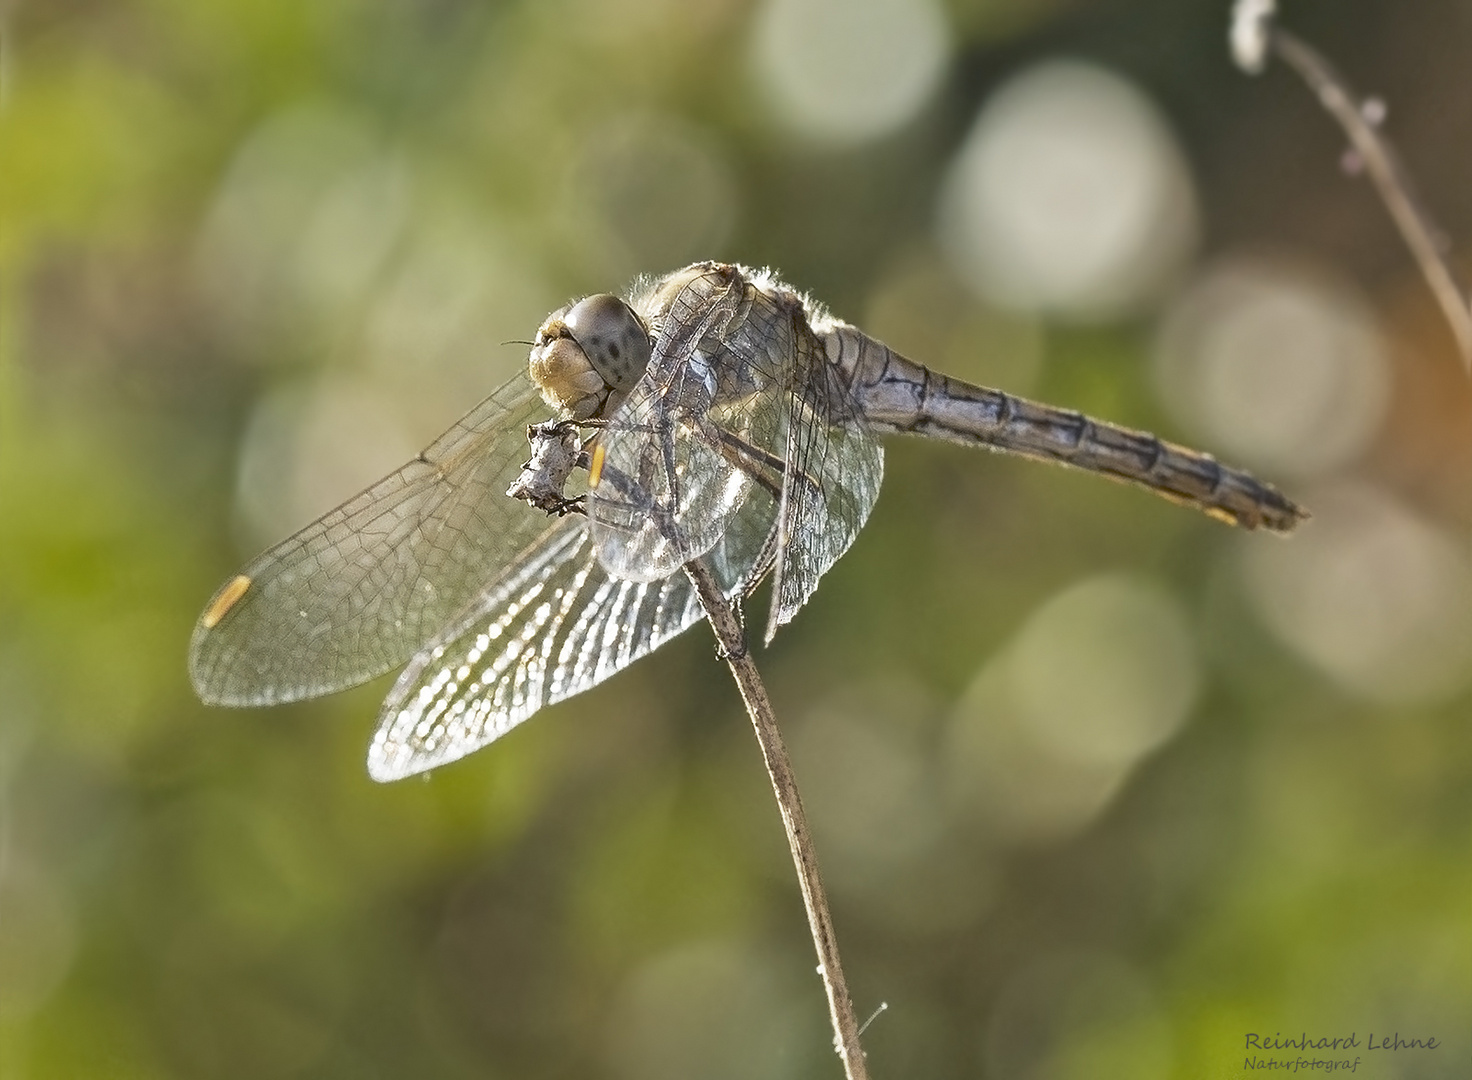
[{"x1": 5, "y1": 0, "x2": 1472, "y2": 1077}]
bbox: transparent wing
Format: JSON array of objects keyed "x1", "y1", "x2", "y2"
[
  {"x1": 190, "y1": 373, "x2": 559, "y2": 705},
  {"x1": 590, "y1": 264, "x2": 881, "y2": 640},
  {"x1": 367, "y1": 516, "x2": 776, "y2": 781},
  {"x1": 766, "y1": 343, "x2": 884, "y2": 641},
  {"x1": 590, "y1": 265, "x2": 785, "y2": 583}
]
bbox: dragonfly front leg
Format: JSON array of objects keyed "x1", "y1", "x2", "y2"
[
  {"x1": 698, "y1": 417, "x2": 825, "y2": 508},
  {"x1": 703, "y1": 422, "x2": 784, "y2": 502}
]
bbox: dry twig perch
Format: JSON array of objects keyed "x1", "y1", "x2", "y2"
[
  {"x1": 682, "y1": 558, "x2": 871, "y2": 1080},
  {"x1": 510, "y1": 422, "x2": 871, "y2": 1078},
  {"x1": 1231, "y1": 0, "x2": 1472, "y2": 372}
]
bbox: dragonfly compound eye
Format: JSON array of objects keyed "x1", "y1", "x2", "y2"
[
  {"x1": 528, "y1": 295, "x2": 651, "y2": 419},
  {"x1": 563, "y1": 294, "x2": 651, "y2": 395}
]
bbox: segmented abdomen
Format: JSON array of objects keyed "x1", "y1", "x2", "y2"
[{"x1": 825, "y1": 325, "x2": 1306, "y2": 533}]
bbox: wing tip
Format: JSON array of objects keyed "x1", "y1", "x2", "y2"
[
  {"x1": 366, "y1": 735, "x2": 433, "y2": 784},
  {"x1": 186, "y1": 642, "x2": 227, "y2": 706}
]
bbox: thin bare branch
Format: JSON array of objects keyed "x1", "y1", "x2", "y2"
[
  {"x1": 1229, "y1": 0, "x2": 1276, "y2": 73},
  {"x1": 1270, "y1": 29, "x2": 1472, "y2": 371},
  {"x1": 510, "y1": 426, "x2": 872, "y2": 1075},
  {"x1": 683, "y1": 557, "x2": 871, "y2": 1080},
  {"x1": 1231, "y1": 2, "x2": 1472, "y2": 373}
]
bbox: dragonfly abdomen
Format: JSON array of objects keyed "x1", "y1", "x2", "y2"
[{"x1": 826, "y1": 325, "x2": 1307, "y2": 534}]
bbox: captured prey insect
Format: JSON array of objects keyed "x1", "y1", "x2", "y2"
[{"x1": 190, "y1": 262, "x2": 1306, "y2": 780}]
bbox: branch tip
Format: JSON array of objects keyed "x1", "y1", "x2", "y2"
[{"x1": 1230, "y1": 0, "x2": 1278, "y2": 75}]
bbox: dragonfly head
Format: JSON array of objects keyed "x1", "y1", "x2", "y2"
[{"x1": 529, "y1": 293, "x2": 651, "y2": 419}]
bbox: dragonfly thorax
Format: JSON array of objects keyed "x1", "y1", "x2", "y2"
[{"x1": 528, "y1": 293, "x2": 651, "y2": 420}]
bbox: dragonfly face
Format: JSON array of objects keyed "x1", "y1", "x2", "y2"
[
  {"x1": 190, "y1": 261, "x2": 1303, "y2": 782},
  {"x1": 528, "y1": 293, "x2": 652, "y2": 420}
]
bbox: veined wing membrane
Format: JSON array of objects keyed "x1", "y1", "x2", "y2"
[
  {"x1": 368, "y1": 453, "x2": 785, "y2": 780},
  {"x1": 768, "y1": 353, "x2": 883, "y2": 642},
  {"x1": 190, "y1": 372, "x2": 563, "y2": 706},
  {"x1": 590, "y1": 266, "x2": 783, "y2": 583},
  {"x1": 592, "y1": 268, "x2": 741, "y2": 579},
  {"x1": 368, "y1": 525, "x2": 702, "y2": 779}
]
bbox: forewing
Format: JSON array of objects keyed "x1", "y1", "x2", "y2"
[
  {"x1": 766, "y1": 344, "x2": 884, "y2": 641},
  {"x1": 587, "y1": 379, "x2": 739, "y2": 582},
  {"x1": 590, "y1": 267, "x2": 785, "y2": 583},
  {"x1": 368, "y1": 522, "x2": 706, "y2": 780},
  {"x1": 190, "y1": 373, "x2": 560, "y2": 705}
]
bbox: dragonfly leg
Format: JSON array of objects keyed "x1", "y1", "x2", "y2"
[
  {"x1": 713, "y1": 636, "x2": 749, "y2": 662},
  {"x1": 701, "y1": 419, "x2": 823, "y2": 506}
]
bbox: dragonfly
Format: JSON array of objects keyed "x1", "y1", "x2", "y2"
[{"x1": 190, "y1": 261, "x2": 1306, "y2": 781}]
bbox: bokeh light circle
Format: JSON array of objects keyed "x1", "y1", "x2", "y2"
[
  {"x1": 604, "y1": 941, "x2": 810, "y2": 1080},
  {"x1": 947, "y1": 574, "x2": 1199, "y2": 844},
  {"x1": 751, "y1": 0, "x2": 951, "y2": 144},
  {"x1": 1240, "y1": 483, "x2": 1472, "y2": 705},
  {"x1": 1006, "y1": 574, "x2": 1200, "y2": 767},
  {"x1": 937, "y1": 59, "x2": 1198, "y2": 317},
  {"x1": 563, "y1": 112, "x2": 737, "y2": 280},
  {"x1": 194, "y1": 102, "x2": 408, "y2": 341},
  {"x1": 234, "y1": 375, "x2": 417, "y2": 550},
  {"x1": 1155, "y1": 256, "x2": 1390, "y2": 476}
]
